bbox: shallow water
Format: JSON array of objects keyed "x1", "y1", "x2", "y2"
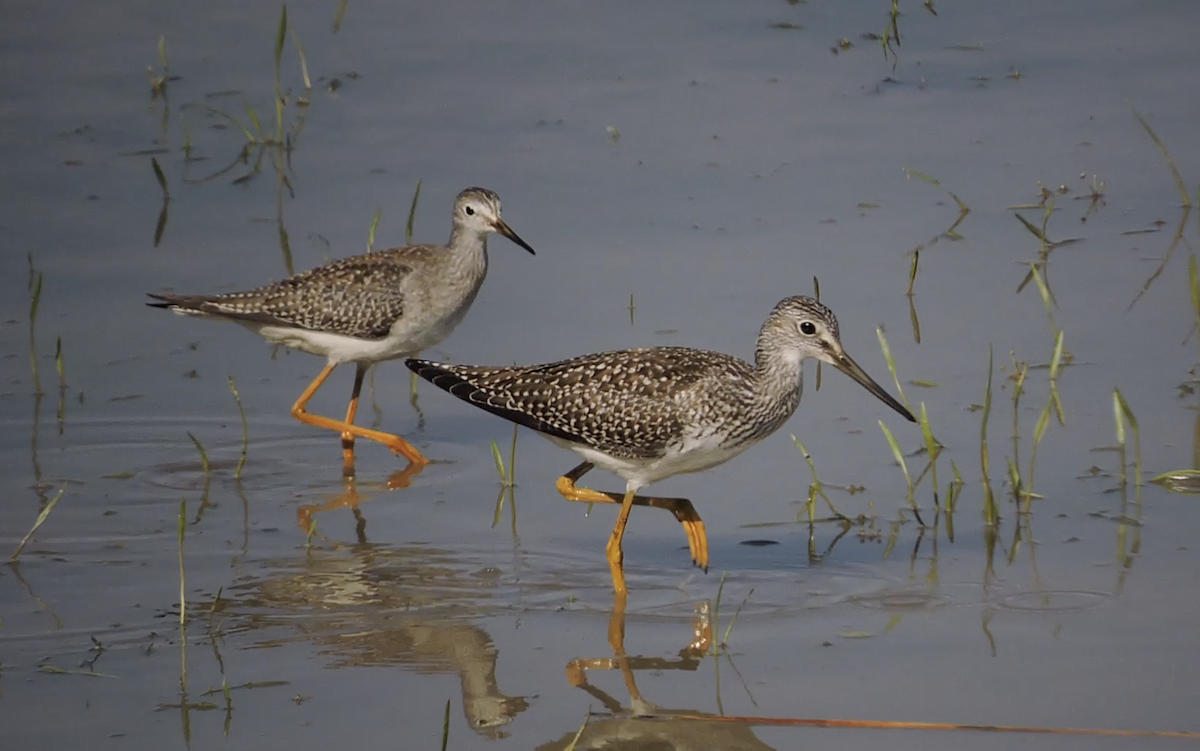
[{"x1": 3, "y1": 0, "x2": 1200, "y2": 748}]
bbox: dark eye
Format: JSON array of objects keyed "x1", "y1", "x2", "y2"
[
  {"x1": 465, "y1": 206, "x2": 475, "y2": 216},
  {"x1": 800, "y1": 321, "x2": 817, "y2": 336}
]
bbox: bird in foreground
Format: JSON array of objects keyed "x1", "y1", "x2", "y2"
[
  {"x1": 407, "y1": 295, "x2": 916, "y2": 596},
  {"x1": 149, "y1": 187, "x2": 535, "y2": 475}
]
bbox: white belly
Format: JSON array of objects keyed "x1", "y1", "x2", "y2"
[
  {"x1": 548, "y1": 432, "x2": 759, "y2": 493},
  {"x1": 246, "y1": 323, "x2": 413, "y2": 363}
]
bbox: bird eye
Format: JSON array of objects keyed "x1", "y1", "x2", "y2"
[
  {"x1": 465, "y1": 206, "x2": 475, "y2": 216},
  {"x1": 800, "y1": 321, "x2": 817, "y2": 336}
]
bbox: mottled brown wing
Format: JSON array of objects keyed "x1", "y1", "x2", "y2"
[
  {"x1": 409, "y1": 348, "x2": 743, "y2": 459},
  {"x1": 175, "y1": 253, "x2": 411, "y2": 339}
]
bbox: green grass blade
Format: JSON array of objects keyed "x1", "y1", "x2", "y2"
[
  {"x1": 981, "y1": 345, "x2": 997, "y2": 524},
  {"x1": 562, "y1": 709, "x2": 590, "y2": 751},
  {"x1": 274, "y1": 5, "x2": 287, "y2": 69},
  {"x1": 490, "y1": 439, "x2": 507, "y2": 484},
  {"x1": 55, "y1": 335, "x2": 64, "y2": 382},
  {"x1": 1191, "y1": 255, "x2": 1200, "y2": 341},
  {"x1": 1112, "y1": 390, "x2": 1125, "y2": 448},
  {"x1": 290, "y1": 28, "x2": 311, "y2": 90},
  {"x1": 367, "y1": 207, "x2": 382, "y2": 252},
  {"x1": 151, "y1": 157, "x2": 170, "y2": 198},
  {"x1": 332, "y1": 0, "x2": 349, "y2": 32},
  {"x1": 919, "y1": 402, "x2": 940, "y2": 506},
  {"x1": 1028, "y1": 262, "x2": 1057, "y2": 313},
  {"x1": 879, "y1": 420, "x2": 913, "y2": 492},
  {"x1": 1114, "y1": 388, "x2": 1142, "y2": 487},
  {"x1": 722, "y1": 588, "x2": 754, "y2": 646},
  {"x1": 439, "y1": 697, "x2": 451, "y2": 751},
  {"x1": 876, "y1": 326, "x2": 911, "y2": 413},
  {"x1": 406, "y1": 179, "x2": 422, "y2": 244},
  {"x1": 1014, "y1": 212, "x2": 1046, "y2": 241},
  {"x1": 1032, "y1": 401, "x2": 1052, "y2": 449},
  {"x1": 187, "y1": 432, "x2": 210, "y2": 477},
  {"x1": 11, "y1": 482, "x2": 67, "y2": 561},
  {"x1": 244, "y1": 103, "x2": 263, "y2": 138}
]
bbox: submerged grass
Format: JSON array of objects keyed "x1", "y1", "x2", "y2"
[
  {"x1": 55, "y1": 335, "x2": 66, "y2": 432},
  {"x1": 900, "y1": 169, "x2": 970, "y2": 298},
  {"x1": 227, "y1": 376, "x2": 249, "y2": 480},
  {"x1": 29, "y1": 261, "x2": 43, "y2": 396},
  {"x1": 177, "y1": 498, "x2": 188, "y2": 692},
  {"x1": 1131, "y1": 106, "x2": 1192, "y2": 208},
  {"x1": 1127, "y1": 111, "x2": 1194, "y2": 308},
  {"x1": 790, "y1": 436, "x2": 848, "y2": 522}
]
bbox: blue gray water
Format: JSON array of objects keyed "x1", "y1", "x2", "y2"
[{"x1": 2, "y1": 1, "x2": 1199, "y2": 748}]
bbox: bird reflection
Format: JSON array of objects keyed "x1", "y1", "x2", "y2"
[
  {"x1": 537, "y1": 596, "x2": 777, "y2": 751},
  {"x1": 213, "y1": 495, "x2": 529, "y2": 736}
]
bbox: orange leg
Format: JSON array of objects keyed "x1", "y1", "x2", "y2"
[
  {"x1": 556, "y1": 462, "x2": 709, "y2": 573},
  {"x1": 291, "y1": 362, "x2": 429, "y2": 469},
  {"x1": 606, "y1": 489, "x2": 637, "y2": 597}
]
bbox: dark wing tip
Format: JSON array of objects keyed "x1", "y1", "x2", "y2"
[
  {"x1": 407, "y1": 361, "x2": 585, "y2": 445},
  {"x1": 146, "y1": 292, "x2": 177, "y2": 310},
  {"x1": 405, "y1": 358, "x2": 443, "y2": 377}
]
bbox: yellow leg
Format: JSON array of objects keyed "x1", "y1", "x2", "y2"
[
  {"x1": 605, "y1": 489, "x2": 637, "y2": 597},
  {"x1": 556, "y1": 462, "x2": 710, "y2": 572},
  {"x1": 291, "y1": 362, "x2": 429, "y2": 468}
]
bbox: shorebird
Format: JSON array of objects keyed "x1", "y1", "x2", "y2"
[
  {"x1": 149, "y1": 187, "x2": 534, "y2": 475},
  {"x1": 407, "y1": 296, "x2": 915, "y2": 596}
]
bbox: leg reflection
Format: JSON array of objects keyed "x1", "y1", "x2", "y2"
[
  {"x1": 564, "y1": 593, "x2": 711, "y2": 716},
  {"x1": 295, "y1": 463, "x2": 424, "y2": 540},
  {"x1": 544, "y1": 595, "x2": 776, "y2": 751}
]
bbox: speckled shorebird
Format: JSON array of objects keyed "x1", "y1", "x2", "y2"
[
  {"x1": 407, "y1": 296, "x2": 915, "y2": 596},
  {"x1": 148, "y1": 187, "x2": 535, "y2": 475}
]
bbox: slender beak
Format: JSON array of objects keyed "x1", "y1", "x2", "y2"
[
  {"x1": 832, "y1": 350, "x2": 916, "y2": 422},
  {"x1": 492, "y1": 218, "x2": 536, "y2": 255}
]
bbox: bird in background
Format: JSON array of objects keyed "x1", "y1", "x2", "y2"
[
  {"x1": 149, "y1": 186, "x2": 535, "y2": 476},
  {"x1": 408, "y1": 295, "x2": 915, "y2": 598}
]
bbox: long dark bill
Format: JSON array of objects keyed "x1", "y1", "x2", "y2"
[
  {"x1": 833, "y1": 351, "x2": 916, "y2": 422},
  {"x1": 494, "y1": 218, "x2": 536, "y2": 255}
]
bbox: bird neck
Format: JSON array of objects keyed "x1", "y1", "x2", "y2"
[
  {"x1": 446, "y1": 224, "x2": 489, "y2": 278},
  {"x1": 752, "y1": 323, "x2": 805, "y2": 408}
]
